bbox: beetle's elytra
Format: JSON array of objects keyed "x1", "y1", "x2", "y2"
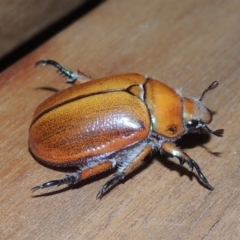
[{"x1": 30, "y1": 60, "x2": 224, "y2": 198}]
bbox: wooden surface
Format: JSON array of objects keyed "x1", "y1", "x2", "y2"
[
  {"x1": 0, "y1": 0, "x2": 85, "y2": 58},
  {"x1": 1, "y1": 0, "x2": 240, "y2": 239}
]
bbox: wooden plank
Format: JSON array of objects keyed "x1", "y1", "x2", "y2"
[{"x1": 1, "y1": 0, "x2": 239, "y2": 239}]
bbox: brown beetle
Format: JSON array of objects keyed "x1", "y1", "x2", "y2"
[{"x1": 30, "y1": 60, "x2": 223, "y2": 198}]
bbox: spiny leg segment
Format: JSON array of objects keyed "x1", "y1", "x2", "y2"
[
  {"x1": 161, "y1": 142, "x2": 214, "y2": 190},
  {"x1": 35, "y1": 59, "x2": 92, "y2": 84},
  {"x1": 32, "y1": 161, "x2": 113, "y2": 192},
  {"x1": 96, "y1": 145, "x2": 152, "y2": 199}
]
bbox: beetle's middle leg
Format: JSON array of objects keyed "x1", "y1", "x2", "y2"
[
  {"x1": 161, "y1": 142, "x2": 214, "y2": 190},
  {"x1": 35, "y1": 59, "x2": 92, "y2": 84},
  {"x1": 96, "y1": 144, "x2": 152, "y2": 199}
]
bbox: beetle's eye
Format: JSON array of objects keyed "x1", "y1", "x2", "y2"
[{"x1": 186, "y1": 120, "x2": 200, "y2": 131}]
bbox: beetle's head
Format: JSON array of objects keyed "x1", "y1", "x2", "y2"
[{"x1": 183, "y1": 81, "x2": 224, "y2": 137}]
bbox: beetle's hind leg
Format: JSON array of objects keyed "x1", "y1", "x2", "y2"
[
  {"x1": 96, "y1": 144, "x2": 152, "y2": 199},
  {"x1": 161, "y1": 142, "x2": 214, "y2": 190},
  {"x1": 32, "y1": 161, "x2": 113, "y2": 193},
  {"x1": 32, "y1": 173, "x2": 79, "y2": 192},
  {"x1": 35, "y1": 59, "x2": 92, "y2": 84}
]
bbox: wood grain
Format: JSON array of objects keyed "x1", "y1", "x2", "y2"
[
  {"x1": 1, "y1": 0, "x2": 240, "y2": 239},
  {"x1": 0, "y1": 0, "x2": 86, "y2": 57}
]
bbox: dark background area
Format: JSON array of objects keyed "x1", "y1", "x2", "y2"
[{"x1": 0, "y1": 0, "x2": 105, "y2": 72}]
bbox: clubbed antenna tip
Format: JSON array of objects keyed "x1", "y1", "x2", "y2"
[{"x1": 200, "y1": 81, "x2": 219, "y2": 101}]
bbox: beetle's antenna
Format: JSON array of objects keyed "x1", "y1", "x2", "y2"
[
  {"x1": 205, "y1": 125, "x2": 224, "y2": 137},
  {"x1": 35, "y1": 59, "x2": 78, "y2": 84},
  {"x1": 199, "y1": 81, "x2": 218, "y2": 101}
]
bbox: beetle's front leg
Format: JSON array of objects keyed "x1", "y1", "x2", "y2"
[
  {"x1": 161, "y1": 142, "x2": 214, "y2": 190},
  {"x1": 35, "y1": 59, "x2": 92, "y2": 84}
]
